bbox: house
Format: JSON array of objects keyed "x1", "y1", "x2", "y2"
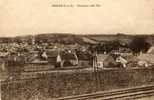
[
  {"x1": 27, "y1": 51, "x2": 48, "y2": 63},
  {"x1": 116, "y1": 56, "x2": 128, "y2": 68},
  {"x1": 24, "y1": 50, "x2": 54, "y2": 71},
  {"x1": 46, "y1": 49, "x2": 78, "y2": 68},
  {"x1": 137, "y1": 54, "x2": 154, "y2": 67},
  {"x1": 96, "y1": 54, "x2": 108, "y2": 68},
  {"x1": 61, "y1": 51, "x2": 78, "y2": 67},
  {"x1": 26, "y1": 51, "x2": 39, "y2": 62},
  {"x1": 76, "y1": 51, "x2": 92, "y2": 67},
  {"x1": 96, "y1": 54, "x2": 119, "y2": 68},
  {"x1": 119, "y1": 53, "x2": 138, "y2": 68},
  {"x1": 96, "y1": 54, "x2": 128, "y2": 68}
]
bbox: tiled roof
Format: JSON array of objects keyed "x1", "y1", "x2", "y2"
[
  {"x1": 76, "y1": 51, "x2": 92, "y2": 60},
  {"x1": 46, "y1": 50, "x2": 58, "y2": 57}
]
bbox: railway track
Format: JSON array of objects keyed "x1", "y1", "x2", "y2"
[{"x1": 55, "y1": 85, "x2": 154, "y2": 100}]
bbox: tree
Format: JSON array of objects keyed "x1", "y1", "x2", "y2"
[
  {"x1": 129, "y1": 37, "x2": 151, "y2": 54},
  {"x1": 93, "y1": 40, "x2": 122, "y2": 53}
]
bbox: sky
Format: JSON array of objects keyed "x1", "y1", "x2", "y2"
[{"x1": 0, "y1": 0, "x2": 154, "y2": 37}]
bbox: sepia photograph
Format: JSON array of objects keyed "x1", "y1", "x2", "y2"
[{"x1": 0, "y1": 0, "x2": 154, "y2": 100}]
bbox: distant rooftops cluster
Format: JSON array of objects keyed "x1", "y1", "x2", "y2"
[{"x1": 0, "y1": 34, "x2": 154, "y2": 72}]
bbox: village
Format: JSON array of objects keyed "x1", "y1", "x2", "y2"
[
  {"x1": 0, "y1": 34, "x2": 154, "y2": 74},
  {"x1": 2, "y1": 34, "x2": 154, "y2": 100}
]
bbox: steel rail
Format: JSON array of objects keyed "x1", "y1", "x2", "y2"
[{"x1": 56, "y1": 85, "x2": 154, "y2": 100}]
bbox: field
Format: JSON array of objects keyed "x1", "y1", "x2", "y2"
[{"x1": 1, "y1": 67, "x2": 154, "y2": 100}]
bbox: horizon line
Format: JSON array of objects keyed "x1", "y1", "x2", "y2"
[{"x1": 0, "y1": 32, "x2": 154, "y2": 38}]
